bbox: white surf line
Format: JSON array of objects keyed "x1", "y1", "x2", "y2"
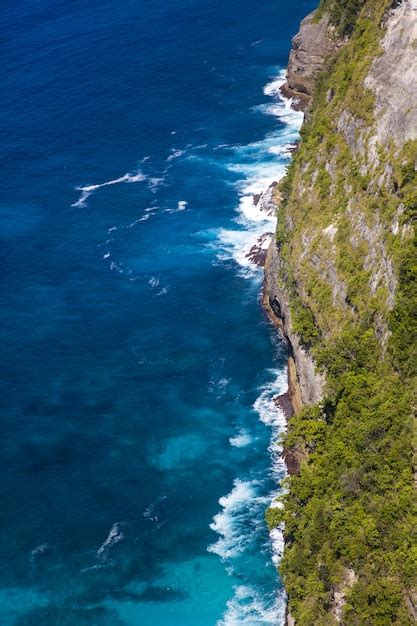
[
  {"x1": 208, "y1": 479, "x2": 259, "y2": 560},
  {"x1": 215, "y1": 69, "x2": 303, "y2": 626},
  {"x1": 72, "y1": 170, "x2": 147, "y2": 207},
  {"x1": 213, "y1": 68, "x2": 301, "y2": 279},
  {"x1": 218, "y1": 584, "x2": 286, "y2": 626}
]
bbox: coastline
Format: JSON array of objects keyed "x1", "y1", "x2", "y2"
[
  {"x1": 261, "y1": 253, "x2": 306, "y2": 626},
  {"x1": 261, "y1": 285, "x2": 304, "y2": 476},
  {"x1": 205, "y1": 64, "x2": 310, "y2": 625},
  {"x1": 244, "y1": 86, "x2": 309, "y2": 626},
  {"x1": 260, "y1": 2, "x2": 417, "y2": 623},
  {"x1": 258, "y1": 10, "x2": 335, "y2": 622}
]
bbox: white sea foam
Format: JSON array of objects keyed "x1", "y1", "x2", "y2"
[
  {"x1": 254, "y1": 368, "x2": 288, "y2": 484},
  {"x1": 270, "y1": 526, "x2": 285, "y2": 566},
  {"x1": 29, "y1": 543, "x2": 50, "y2": 568},
  {"x1": 148, "y1": 276, "x2": 160, "y2": 288},
  {"x1": 268, "y1": 144, "x2": 295, "y2": 157},
  {"x1": 212, "y1": 68, "x2": 303, "y2": 278},
  {"x1": 110, "y1": 261, "x2": 124, "y2": 274},
  {"x1": 164, "y1": 199, "x2": 189, "y2": 214},
  {"x1": 208, "y1": 72, "x2": 303, "y2": 626},
  {"x1": 269, "y1": 492, "x2": 286, "y2": 566},
  {"x1": 253, "y1": 368, "x2": 287, "y2": 429},
  {"x1": 209, "y1": 375, "x2": 231, "y2": 398},
  {"x1": 167, "y1": 149, "x2": 186, "y2": 162},
  {"x1": 215, "y1": 185, "x2": 276, "y2": 278},
  {"x1": 218, "y1": 584, "x2": 286, "y2": 626},
  {"x1": 124, "y1": 214, "x2": 150, "y2": 229},
  {"x1": 143, "y1": 494, "x2": 167, "y2": 523},
  {"x1": 264, "y1": 72, "x2": 303, "y2": 120},
  {"x1": 149, "y1": 177, "x2": 165, "y2": 191},
  {"x1": 215, "y1": 227, "x2": 269, "y2": 278},
  {"x1": 229, "y1": 429, "x2": 252, "y2": 448},
  {"x1": 262, "y1": 71, "x2": 304, "y2": 129},
  {"x1": 253, "y1": 367, "x2": 289, "y2": 578},
  {"x1": 72, "y1": 170, "x2": 147, "y2": 207},
  {"x1": 263, "y1": 69, "x2": 287, "y2": 97},
  {"x1": 97, "y1": 523, "x2": 124, "y2": 560},
  {"x1": 208, "y1": 479, "x2": 258, "y2": 559}
]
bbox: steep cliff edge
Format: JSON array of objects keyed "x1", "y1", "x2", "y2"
[
  {"x1": 263, "y1": 239, "x2": 325, "y2": 408},
  {"x1": 265, "y1": 0, "x2": 416, "y2": 623},
  {"x1": 280, "y1": 11, "x2": 340, "y2": 111}
]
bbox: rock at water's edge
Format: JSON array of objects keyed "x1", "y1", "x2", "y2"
[{"x1": 281, "y1": 11, "x2": 340, "y2": 111}]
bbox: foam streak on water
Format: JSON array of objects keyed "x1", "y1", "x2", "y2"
[{"x1": 72, "y1": 170, "x2": 148, "y2": 207}]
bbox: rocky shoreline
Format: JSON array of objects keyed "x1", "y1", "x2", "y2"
[
  {"x1": 259, "y1": 3, "x2": 338, "y2": 486},
  {"x1": 258, "y1": 10, "x2": 337, "y2": 624},
  {"x1": 243, "y1": 11, "x2": 347, "y2": 621},
  {"x1": 279, "y1": 10, "x2": 340, "y2": 112},
  {"x1": 258, "y1": 2, "x2": 417, "y2": 624}
]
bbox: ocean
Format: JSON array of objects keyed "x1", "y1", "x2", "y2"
[{"x1": 0, "y1": 0, "x2": 315, "y2": 624}]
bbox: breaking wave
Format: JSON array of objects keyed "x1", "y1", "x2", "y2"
[
  {"x1": 218, "y1": 584, "x2": 286, "y2": 626},
  {"x1": 213, "y1": 69, "x2": 302, "y2": 278},
  {"x1": 208, "y1": 479, "x2": 259, "y2": 560}
]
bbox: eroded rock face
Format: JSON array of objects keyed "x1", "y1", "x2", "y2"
[
  {"x1": 263, "y1": 238, "x2": 325, "y2": 406},
  {"x1": 365, "y1": 0, "x2": 417, "y2": 146},
  {"x1": 332, "y1": 568, "x2": 358, "y2": 623},
  {"x1": 281, "y1": 11, "x2": 340, "y2": 110}
]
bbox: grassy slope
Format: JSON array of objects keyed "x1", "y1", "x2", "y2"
[{"x1": 267, "y1": 1, "x2": 417, "y2": 623}]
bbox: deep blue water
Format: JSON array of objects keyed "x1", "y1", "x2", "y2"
[{"x1": 1, "y1": 0, "x2": 315, "y2": 624}]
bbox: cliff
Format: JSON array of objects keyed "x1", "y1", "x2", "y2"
[
  {"x1": 280, "y1": 11, "x2": 340, "y2": 111},
  {"x1": 265, "y1": 0, "x2": 417, "y2": 623}
]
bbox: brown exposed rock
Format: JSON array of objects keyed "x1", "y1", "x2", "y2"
[
  {"x1": 274, "y1": 390, "x2": 293, "y2": 420},
  {"x1": 263, "y1": 239, "x2": 325, "y2": 407},
  {"x1": 281, "y1": 11, "x2": 340, "y2": 110},
  {"x1": 279, "y1": 82, "x2": 310, "y2": 112},
  {"x1": 252, "y1": 193, "x2": 262, "y2": 206},
  {"x1": 245, "y1": 233, "x2": 273, "y2": 267}
]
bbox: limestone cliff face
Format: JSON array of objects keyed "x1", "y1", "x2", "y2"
[
  {"x1": 365, "y1": 0, "x2": 417, "y2": 147},
  {"x1": 265, "y1": 1, "x2": 416, "y2": 623},
  {"x1": 267, "y1": 0, "x2": 417, "y2": 369},
  {"x1": 263, "y1": 237, "x2": 324, "y2": 407},
  {"x1": 280, "y1": 11, "x2": 339, "y2": 110}
]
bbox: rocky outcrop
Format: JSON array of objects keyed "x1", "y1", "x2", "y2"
[
  {"x1": 365, "y1": 0, "x2": 417, "y2": 146},
  {"x1": 331, "y1": 568, "x2": 358, "y2": 622},
  {"x1": 245, "y1": 232, "x2": 273, "y2": 267},
  {"x1": 281, "y1": 11, "x2": 340, "y2": 110},
  {"x1": 263, "y1": 237, "x2": 325, "y2": 407}
]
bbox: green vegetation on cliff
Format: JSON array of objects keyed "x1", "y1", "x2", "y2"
[
  {"x1": 268, "y1": 0, "x2": 417, "y2": 623},
  {"x1": 317, "y1": 0, "x2": 366, "y2": 35}
]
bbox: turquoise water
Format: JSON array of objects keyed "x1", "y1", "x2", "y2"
[{"x1": 0, "y1": 0, "x2": 315, "y2": 623}]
